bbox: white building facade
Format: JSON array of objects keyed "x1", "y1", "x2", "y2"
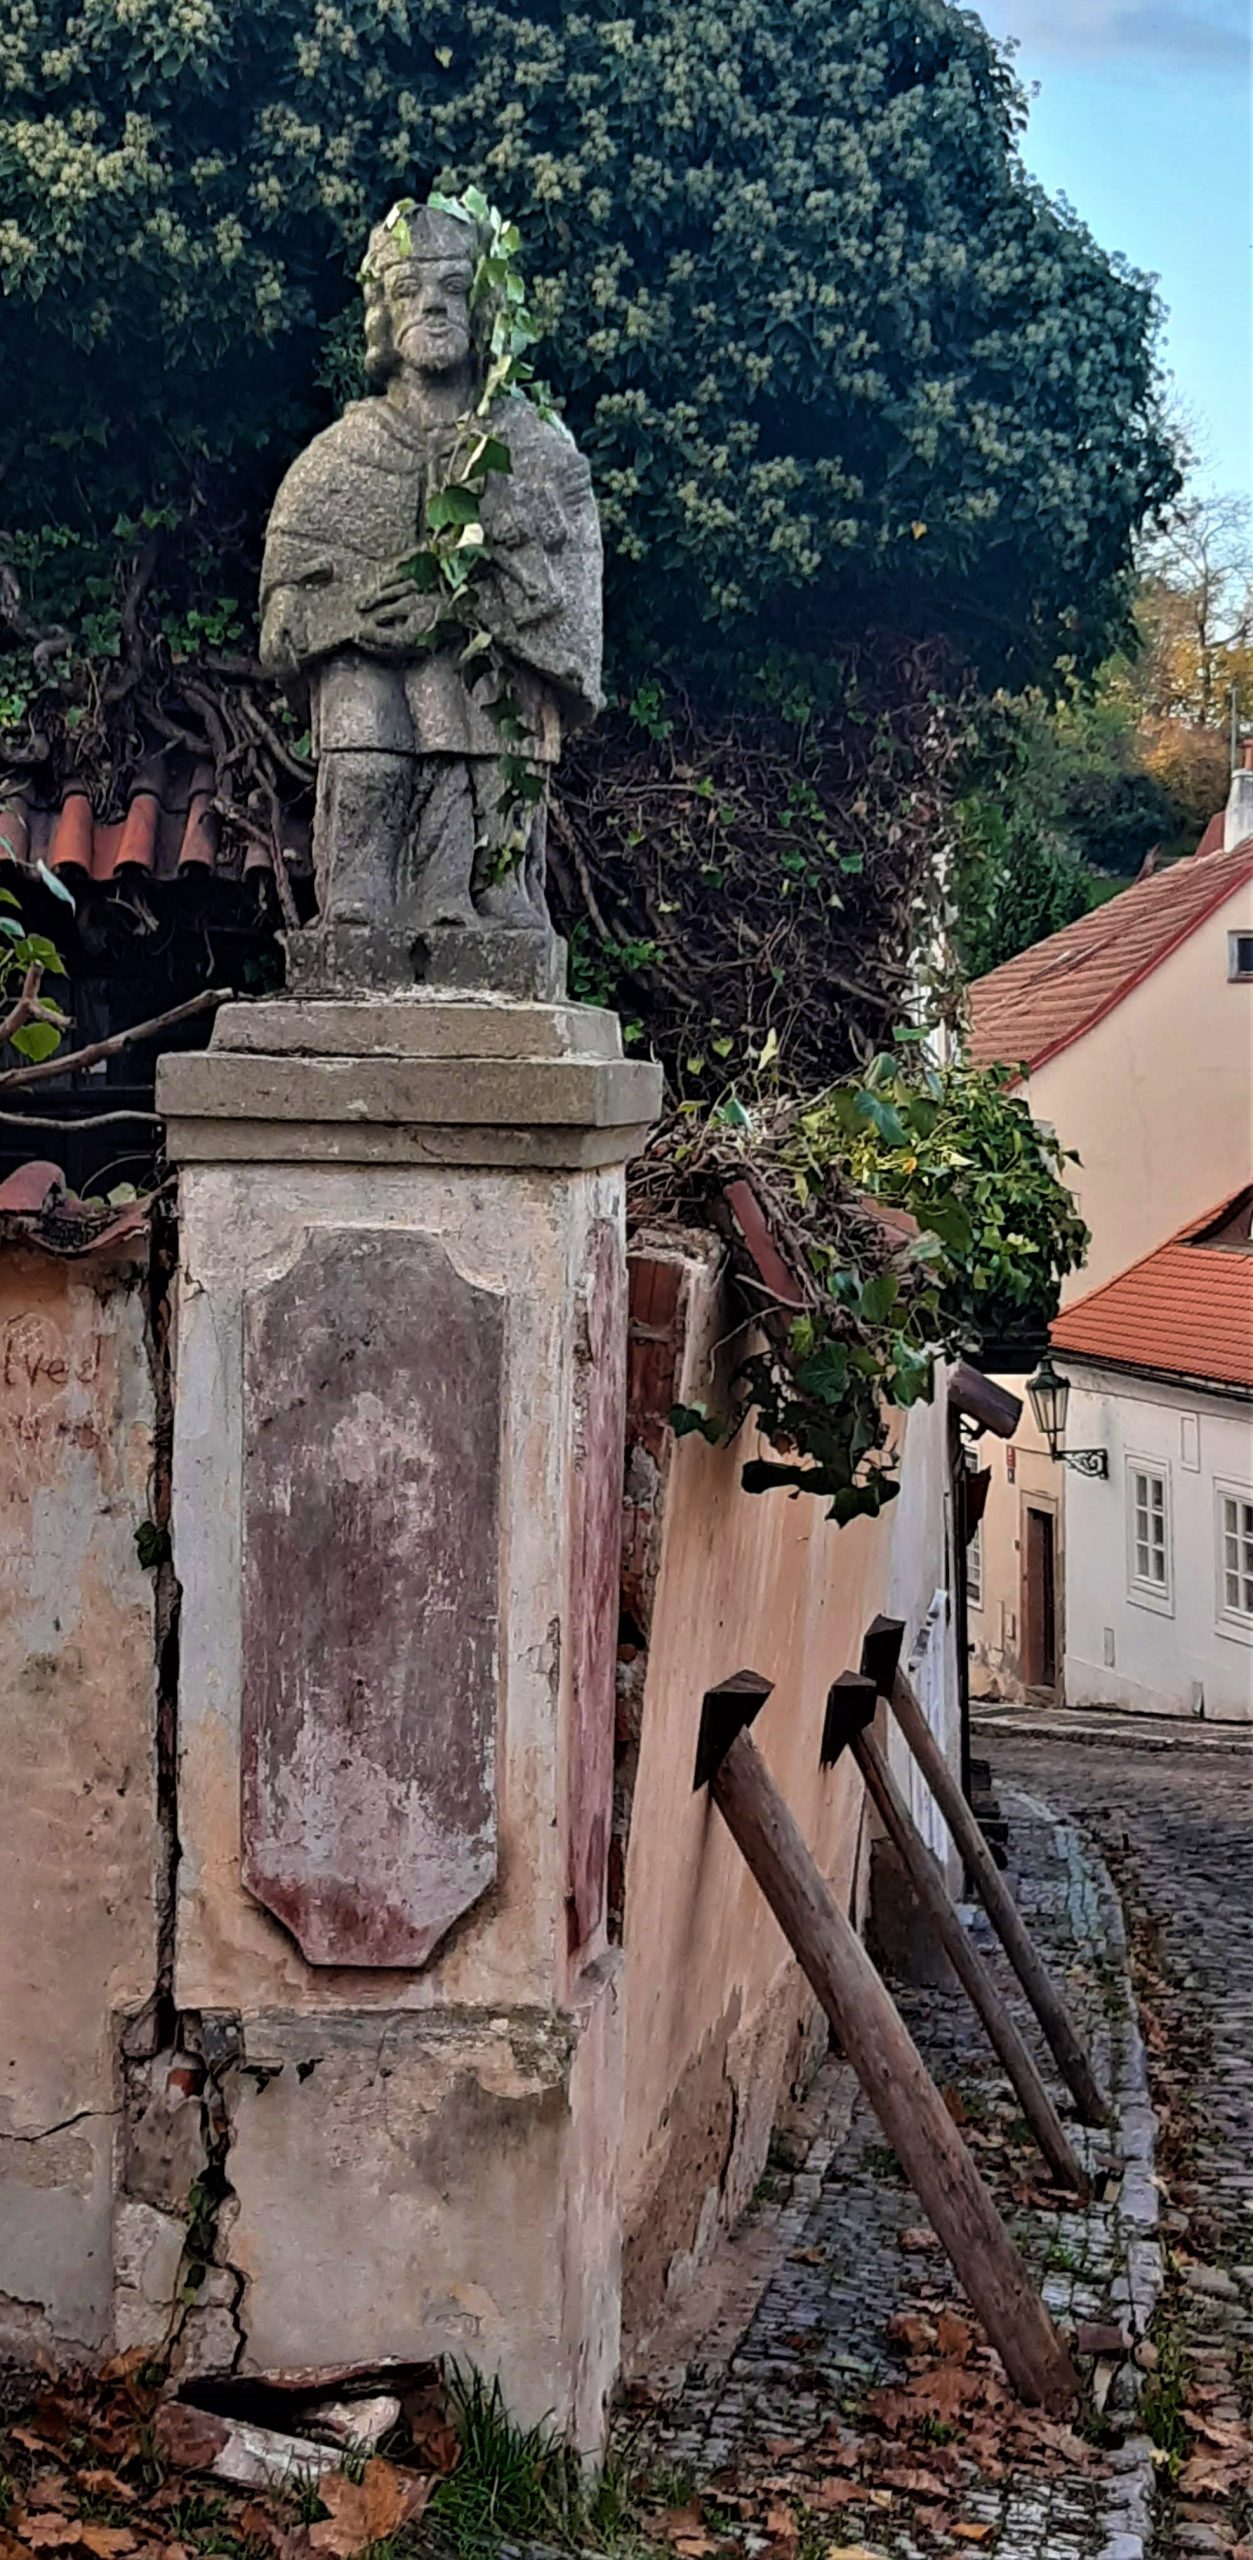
[{"x1": 1059, "y1": 1371, "x2": 1253, "y2": 1725}]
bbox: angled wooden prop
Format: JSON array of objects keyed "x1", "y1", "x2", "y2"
[
  {"x1": 694, "y1": 1673, "x2": 1078, "y2": 2411},
  {"x1": 861, "y1": 1616, "x2": 1109, "y2": 2128},
  {"x1": 822, "y1": 1671, "x2": 1087, "y2": 2197}
]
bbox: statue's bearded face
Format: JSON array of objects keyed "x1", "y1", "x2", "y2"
[{"x1": 385, "y1": 254, "x2": 475, "y2": 378}]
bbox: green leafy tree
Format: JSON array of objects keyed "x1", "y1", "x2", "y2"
[{"x1": 0, "y1": 0, "x2": 1176, "y2": 704}]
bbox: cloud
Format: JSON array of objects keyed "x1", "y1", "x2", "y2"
[{"x1": 977, "y1": 0, "x2": 1250, "y2": 71}]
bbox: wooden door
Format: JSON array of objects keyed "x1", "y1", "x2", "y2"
[{"x1": 1021, "y1": 1503, "x2": 1058, "y2": 1694}]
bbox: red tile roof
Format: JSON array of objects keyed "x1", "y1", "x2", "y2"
[
  {"x1": 967, "y1": 836, "x2": 1253, "y2": 1075},
  {"x1": 1051, "y1": 1188, "x2": 1253, "y2": 1392},
  {"x1": 0, "y1": 753, "x2": 309, "y2": 887}
]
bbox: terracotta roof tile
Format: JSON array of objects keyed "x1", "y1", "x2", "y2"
[
  {"x1": 1051, "y1": 1187, "x2": 1253, "y2": 1392},
  {"x1": 967, "y1": 836, "x2": 1253, "y2": 1075},
  {"x1": 0, "y1": 753, "x2": 309, "y2": 887}
]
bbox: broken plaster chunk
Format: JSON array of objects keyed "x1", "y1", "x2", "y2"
[
  {"x1": 154, "y1": 2401, "x2": 342, "y2": 2491},
  {"x1": 301, "y1": 2396, "x2": 402, "y2": 2452}
]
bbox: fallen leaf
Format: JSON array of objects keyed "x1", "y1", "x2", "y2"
[
  {"x1": 74, "y1": 2479, "x2": 134, "y2": 2508},
  {"x1": 824, "y1": 2546, "x2": 886, "y2": 2559},
  {"x1": 936, "y1": 2312, "x2": 973, "y2": 2361},
  {"x1": 886, "y1": 2314, "x2": 933, "y2": 2353},
  {"x1": 18, "y1": 2521, "x2": 82, "y2": 2551},
  {"x1": 952, "y1": 2528, "x2": 995, "y2": 2547},
  {"x1": 789, "y1": 2249, "x2": 826, "y2": 2266},
  {"x1": 308, "y1": 2461, "x2": 431, "y2": 2558},
  {"x1": 79, "y1": 2530, "x2": 135, "y2": 2558}
]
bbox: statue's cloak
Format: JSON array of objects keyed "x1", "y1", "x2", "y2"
[{"x1": 259, "y1": 391, "x2": 602, "y2": 762}]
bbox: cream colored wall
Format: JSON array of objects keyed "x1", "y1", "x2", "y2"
[
  {"x1": 1033, "y1": 874, "x2": 1253, "y2": 1299},
  {"x1": 974, "y1": 873, "x2": 1253, "y2": 1692},
  {"x1": 969, "y1": 1401, "x2": 1063, "y2": 1695},
  {"x1": 619, "y1": 1250, "x2": 955, "y2": 2350}
]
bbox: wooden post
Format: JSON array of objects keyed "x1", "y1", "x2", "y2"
[
  {"x1": 704, "y1": 1715, "x2": 1078, "y2": 2411},
  {"x1": 863, "y1": 1631, "x2": 1109, "y2": 2127},
  {"x1": 823, "y1": 1678, "x2": 1087, "y2": 2197}
]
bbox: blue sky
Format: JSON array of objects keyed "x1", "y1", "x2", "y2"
[{"x1": 975, "y1": 0, "x2": 1251, "y2": 501}]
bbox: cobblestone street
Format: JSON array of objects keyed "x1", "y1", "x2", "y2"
[
  {"x1": 990, "y1": 1737, "x2": 1253, "y2": 2558},
  {"x1": 629, "y1": 1734, "x2": 1253, "y2": 2560}
]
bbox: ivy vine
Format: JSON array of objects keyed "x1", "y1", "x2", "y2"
[
  {"x1": 633, "y1": 1053, "x2": 1089, "y2": 1524},
  {"x1": 383, "y1": 187, "x2": 548, "y2": 876}
]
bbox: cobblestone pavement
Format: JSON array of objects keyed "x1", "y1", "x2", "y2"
[
  {"x1": 990, "y1": 1738, "x2": 1253, "y2": 2559},
  {"x1": 627, "y1": 1741, "x2": 1253, "y2": 2559}
]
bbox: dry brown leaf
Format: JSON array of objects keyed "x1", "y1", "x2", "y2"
[
  {"x1": 307, "y1": 2460, "x2": 430, "y2": 2559},
  {"x1": 79, "y1": 2528, "x2": 135, "y2": 2558},
  {"x1": 73, "y1": 2480, "x2": 134, "y2": 2510},
  {"x1": 764, "y1": 2507, "x2": 797, "y2": 2552},
  {"x1": 899, "y1": 2229, "x2": 938, "y2": 2252},
  {"x1": 824, "y1": 2546, "x2": 886, "y2": 2560},
  {"x1": 1179, "y1": 2454, "x2": 1245, "y2": 2496},
  {"x1": 952, "y1": 2528, "x2": 995, "y2": 2547},
  {"x1": 18, "y1": 2520, "x2": 82, "y2": 2551},
  {"x1": 886, "y1": 2314, "x2": 933, "y2": 2353},
  {"x1": 935, "y1": 2310, "x2": 973, "y2": 2360},
  {"x1": 789, "y1": 2249, "x2": 826, "y2": 2267},
  {"x1": 810, "y1": 2482, "x2": 860, "y2": 2511}
]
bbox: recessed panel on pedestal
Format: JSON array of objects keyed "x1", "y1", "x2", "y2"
[{"x1": 240, "y1": 1227, "x2": 503, "y2": 1967}]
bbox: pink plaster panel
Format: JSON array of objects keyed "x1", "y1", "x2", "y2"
[{"x1": 241, "y1": 1227, "x2": 503, "y2": 1968}]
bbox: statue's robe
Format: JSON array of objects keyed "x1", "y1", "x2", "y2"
[{"x1": 259, "y1": 388, "x2": 603, "y2": 767}]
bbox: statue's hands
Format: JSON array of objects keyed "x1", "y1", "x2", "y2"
[{"x1": 356, "y1": 578, "x2": 439, "y2": 655}]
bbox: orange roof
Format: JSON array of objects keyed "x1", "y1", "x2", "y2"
[
  {"x1": 0, "y1": 751, "x2": 310, "y2": 888},
  {"x1": 967, "y1": 835, "x2": 1253, "y2": 1075},
  {"x1": 1051, "y1": 1188, "x2": 1253, "y2": 1393}
]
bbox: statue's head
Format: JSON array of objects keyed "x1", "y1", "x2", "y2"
[{"x1": 362, "y1": 202, "x2": 481, "y2": 389}]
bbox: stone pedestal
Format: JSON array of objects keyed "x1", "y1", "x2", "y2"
[{"x1": 155, "y1": 995, "x2": 660, "y2": 2451}]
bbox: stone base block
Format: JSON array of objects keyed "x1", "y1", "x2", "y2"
[
  {"x1": 283, "y1": 921, "x2": 566, "y2": 1004},
  {"x1": 200, "y1": 1962, "x2": 621, "y2": 2454}
]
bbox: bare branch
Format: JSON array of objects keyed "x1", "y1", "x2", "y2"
[
  {"x1": 0, "y1": 986, "x2": 232, "y2": 1092},
  {"x1": 0, "y1": 961, "x2": 43, "y2": 1050},
  {"x1": 0, "y1": 1106, "x2": 164, "y2": 1130}
]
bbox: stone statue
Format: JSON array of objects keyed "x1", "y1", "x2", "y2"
[{"x1": 259, "y1": 198, "x2": 603, "y2": 995}]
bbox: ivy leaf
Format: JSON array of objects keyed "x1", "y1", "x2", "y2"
[
  {"x1": 37, "y1": 861, "x2": 76, "y2": 909},
  {"x1": 427, "y1": 485, "x2": 482, "y2": 531},
  {"x1": 669, "y1": 1402, "x2": 723, "y2": 1445},
  {"x1": 9, "y1": 1019, "x2": 62, "y2": 1063},
  {"x1": 855, "y1": 1091, "x2": 908, "y2": 1148},
  {"x1": 858, "y1": 1270, "x2": 900, "y2": 1327},
  {"x1": 795, "y1": 1341, "x2": 850, "y2": 1403}
]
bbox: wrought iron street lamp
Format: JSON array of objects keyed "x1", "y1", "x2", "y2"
[{"x1": 1025, "y1": 1356, "x2": 1108, "y2": 1478}]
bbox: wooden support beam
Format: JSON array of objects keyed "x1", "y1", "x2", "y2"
[
  {"x1": 948, "y1": 1361, "x2": 1023, "y2": 1440},
  {"x1": 860, "y1": 1623, "x2": 1109, "y2": 2128},
  {"x1": 822, "y1": 1675, "x2": 1087, "y2": 2198},
  {"x1": 697, "y1": 1699, "x2": 1078, "y2": 2412}
]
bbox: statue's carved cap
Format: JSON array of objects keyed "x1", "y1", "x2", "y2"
[{"x1": 363, "y1": 200, "x2": 475, "y2": 280}]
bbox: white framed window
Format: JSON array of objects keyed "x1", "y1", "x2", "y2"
[
  {"x1": 1126, "y1": 1458, "x2": 1173, "y2": 1614},
  {"x1": 1227, "y1": 931, "x2": 1253, "y2": 983},
  {"x1": 967, "y1": 1516, "x2": 984, "y2": 1610},
  {"x1": 1216, "y1": 1482, "x2": 1253, "y2": 1644}
]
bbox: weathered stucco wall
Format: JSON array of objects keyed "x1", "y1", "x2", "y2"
[
  {"x1": 0, "y1": 1237, "x2": 159, "y2": 2360},
  {"x1": 617, "y1": 1244, "x2": 955, "y2": 2357}
]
